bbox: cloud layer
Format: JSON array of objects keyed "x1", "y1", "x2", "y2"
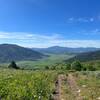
[
  {"x1": 67, "y1": 16, "x2": 100, "y2": 23},
  {"x1": 0, "y1": 32, "x2": 100, "y2": 48}
]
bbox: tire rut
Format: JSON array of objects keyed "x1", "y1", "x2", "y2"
[
  {"x1": 53, "y1": 74, "x2": 66, "y2": 100},
  {"x1": 67, "y1": 74, "x2": 83, "y2": 100}
]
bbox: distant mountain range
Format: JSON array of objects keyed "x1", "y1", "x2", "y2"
[
  {"x1": 0, "y1": 44, "x2": 46, "y2": 63},
  {"x1": 66, "y1": 50, "x2": 100, "y2": 62},
  {"x1": 0, "y1": 44, "x2": 100, "y2": 63},
  {"x1": 32, "y1": 46, "x2": 100, "y2": 54}
]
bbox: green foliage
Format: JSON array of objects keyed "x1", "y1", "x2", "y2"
[
  {"x1": 67, "y1": 50, "x2": 100, "y2": 62},
  {"x1": 51, "y1": 65, "x2": 57, "y2": 70},
  {"x1": 45, "y1": 66, "x2": 49, "y2": 70},
  {"x1": 10, "y1": 54, "x2": 74, "y2": 70},
  {"x1": 8, "y1": 61, "x2": 19, "y2": 69},
  {"x1": 65, "y1": 63, "x2": 71, "y2": 70},
  {"x1": 82, "y1": 67, "x2": 87, "y2": 71},
  {"x1": 77, "y1": 71, "x2": 100, "y2": 100},
  {"x1": 71, "y1": 61, "x2": 83, "y2": 71},
  {"x1": 0, "y1": 69, "x2": 57, "y2": 100},
  {"x1": 87, "y1": 64, "x2": 96, "y2": 71}
]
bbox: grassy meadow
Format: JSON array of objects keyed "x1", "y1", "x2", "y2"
[
  {"x1": 0, "y1": 69, "x2": 58, "y2": 100},
  {"x1": 0, "y1": 68, "x2": 100, "y2": 100},
  {"x1": 0, "y1": 54, "x2": 100, "y2": 100}
]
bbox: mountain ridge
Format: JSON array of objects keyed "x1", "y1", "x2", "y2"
[
  {"x1": 0, "y1": 44, "x2": 46, "y2": 63},
  {"x1": 32, "y1": 46, "x2": 100, "y2": 54}
]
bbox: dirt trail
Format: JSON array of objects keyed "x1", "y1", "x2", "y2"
[
  {"x1": 53, "y1": 74, "x2": 66, "y2": 100},
  {"x1": 67, "y1": 74, "x2": 83, "y2": 100},
  {"x1": 53, "y1": 73, "x2": 83, "y2": 100}
]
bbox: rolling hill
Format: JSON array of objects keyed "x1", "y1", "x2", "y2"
[
  {"x1": 32, "y1": 46, "x2": 100, "y2": 54},
  {"x1": 0, "y1": 44, "x2": 46, "y2": 63},
  {"x1": 66, "y1": 50, "x2": 100, "y2": 62}
]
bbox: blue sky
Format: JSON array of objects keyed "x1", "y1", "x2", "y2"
[{"x1": 0, "y1": 0, "x2": 100, "y2": 48}]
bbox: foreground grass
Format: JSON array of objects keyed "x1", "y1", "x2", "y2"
[
  {"x1": 0, "y1": 68, "x2": 100, "y2": 100},
  {"x1": 75, "y1": 71, "x2": 100, "y2": 100},
  {"x1": 0, "y1": 69, "x2": 58, "y2": 100},
  {"x1": 55, "y1": 71, "x2": 100, "y2": 100}
]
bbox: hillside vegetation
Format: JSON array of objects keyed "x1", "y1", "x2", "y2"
[
  {"x1": 66, "y1": 50, "x2": 100, "y2": 62},
  {"x1": 0, "y1": 44, "x2": 46, "y2": 63}
]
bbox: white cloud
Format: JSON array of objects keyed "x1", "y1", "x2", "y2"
[
  {"x1": 0, "y1": 32, "x2": 61, "y2": 40},
  {"x1": 0, "y1": 32, "x2": 100, "y2": 48},
  {"x1": 57, "y1": 40, "x2": 100, "y2": 48},
  {"x1": 80, "y1": 29, "x2": 100, "y2": 35},
  {"x1": 67, "y1": 17, "x2": 94, "y2": 23}
]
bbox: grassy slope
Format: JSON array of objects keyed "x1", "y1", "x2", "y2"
[
  {"x1": 67, "y1": 50, "x2": 100, "y2": 63},
  {"x1": 76, "y1": 72, "x2": 100, "y2": 100},
  {"x1": 0, "y1": 69, "x2": 99, "y2": 100},
  {"x1": 0, "y1": 69, "x2": 58, "y2": 99}
]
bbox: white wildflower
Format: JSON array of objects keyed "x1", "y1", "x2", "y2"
[
  {"x1": 77, "y1": 89, "x2": 81, "y2": 93},
  {"x1": 82, "y1": 85, "x2": 86, "y2": 88},
  {"x1": 97, "y1": 97, "x2": 100, "y2": 100}
]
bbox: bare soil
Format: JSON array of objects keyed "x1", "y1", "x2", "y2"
[
  {"x1": 67, "y1": 74, "x2": 83, "y2": 100},
  {"x1": 53, "y1": 73, "x2": 83, "y2": 100},
  {"x1": 53, "y1": 74, "x2": 66, "y2": 100}
]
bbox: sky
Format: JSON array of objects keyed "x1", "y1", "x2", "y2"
[{"x1": 0, "y1": 0, "x2": 100, "y2": 48}]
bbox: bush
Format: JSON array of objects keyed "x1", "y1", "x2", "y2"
[
  {"x1": 65, "y1": 63, "x2": 71, "y2": 70},
  {"x1": 83, "y1": 67, "x2": 87, "y2": 71},
  {"x1": 8, "y1": 61, "x2": 19, "y2": 69},
  {"x1": 87, "y1": 64, "x2": 96, "y2": 71},
  {"x1": 71, "y1": 60, "x2": 83, "y2": 71},
  {"x1": 45, "y1": 66, "x2": 49, "y2": 70}
]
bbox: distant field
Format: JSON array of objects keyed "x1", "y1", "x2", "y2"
[
  {"x1": 16, "y1": 54, "x2": 74, "y2": 69},
  {"x1": 0, "y1": 54, "x2": 74, "y2": 69}
]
